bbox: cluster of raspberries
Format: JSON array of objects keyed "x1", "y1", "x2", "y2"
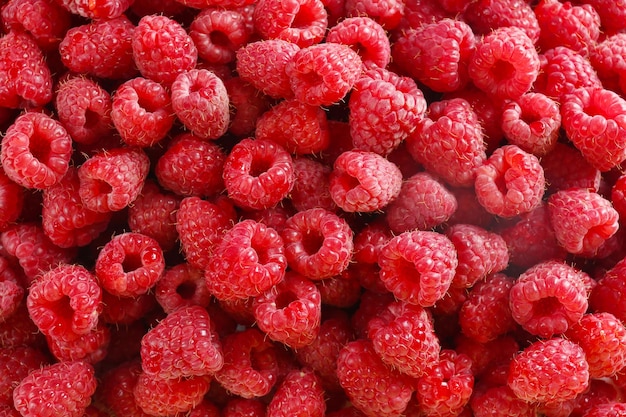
[{"x1": 4, "y1": 0, "x2": 626, "y2": 416}]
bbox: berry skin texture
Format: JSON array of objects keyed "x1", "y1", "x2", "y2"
[
  {"x1": 266, "y1": 368, "x2": 326, "y2": 417},
  {"x1": 12, "y1": 360, "x2": 97, "y2": 417},
  {"x1": 325, "y1": 16, "x2": 391, "y2": 69},
  {"x1": 590, "y1": 33, "x2": 626, "y2": 95},
  {"x1": 1, "y1": 111, "x2": 72, "y2": 190},
  {"x1": 253, "y1": 0, "x2": 328, "y2": 48},
  {"x1": 378, "y1": 230, "x2": 458, "y2": 307},
  {"x1": 134, "y1": 372, "x2": 210, "y2": 417},
  {"x1": 508, "y1": 337, "x2": 589, "y2": 404}
]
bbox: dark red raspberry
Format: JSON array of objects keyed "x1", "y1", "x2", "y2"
[
  {"x1": 1, "y1": 111, "x2": 72, "y2": 190},
  {"x1": 542, "y1": 144, "x2": 601, "y2": 195},
  {"x1": 100, "y1": 291, "x2": 158, "y2": 325},
  {"x1": 132, "y1": 14, "x2": 197, "y2": 86},
  {"x1": 392, "y1": 18, "x2": 476, "y2": 93},
  {"x1": 0, "y1": 256, "x2": 24, "y2": 323},
  {"x1": 78, "y1": 147, "x2": 150, "y2": 213},
  {"x1": 508, "y1": 337, "x2": 589, "y2": 404},
  {"x1": 462, "y1": 0, "x2": 540, "y2": 44},
  {"x1": 290, "y1": 157, "x2": 336, "y2": 212},
  {"x1": 0, "y1": 345, "x2": 47, "y2": 405},
  {"x1": 343, "y1": 0, "x2": 403, "y2": 30},
  {"x1": 134, "y1": 372, "x2": 211, "y2": 417},
  {"x1": 455, "y1": 334, "x2": 519, "y2": 378},
  {"x1": 255, "y1": 98, "x2": 330, "y2": 155},
  {"x1": 253, "y1": 0, "x2": 327, "y2": 48},
  {"x1": 509, "y1": 260, "x2": 590, "y2": 338},
  {"x1": 315, "y1": 269, "x2": 361, "y2": 306},
  {"x1": 407, "y1": 98, "x2": 486, "y2": 187},
  {"x1": 590, "y1": 33, "x2": 626, "y2": 94},
  {"x1": 242, "y1": 205, "x2": 293, "y2": 235},
  {"x1": 59, "y1": 16, "x2": 137, "y2": 80},
  {"x1": 171, "y1": 69, "x2": 230, "y2": 140},
  {"x1": 46, "y1": 321, "x2": 110, "y2": 363},
  {"x1": 99, "y1": 360, "x2": 152, "y2": 417},
  {"x1": 582, "y1": 402, "x2": 626, "y2": 417},
  {"x1": 225, "y1": 77, "x2": 271, "y2": 138},
  {"x1": 574, "y1": 0, "x2": 626, "y2": 33},
  {"x1": 378, "y1": 230, "x2": 458, "y2": 307},
  {"x1": 325, "y1": 16, "x2": 390, "y2": 69},
  {"x1": 447, "y1": 186, "x2": 494, "y2": 229},
  {"x1": 223, "y1": 398, "x2": 267, "y2": 417},
  {"x1": 0, "y1": 170, "x2": 25, "y2": 232},
  {"x1": 394, "y1": 0, "x2": 450, "y2": 35},
  {"x1": 0, "y1": 300, "x2": 46, "y2": 349},
  {"x1": 348, "y1": 67, "x2": 426, "y2": 156},
  {"x1": 548, "y1": 188, "x2": 619, "y2": 256},
  {"x1": 286, "y1": 42, "x2": 362, "y2": 107},
  {"x1": 111, "y1": 77, "x2": 175, "y2": 148},
  {"x1": 266, "y1": 368, "x2": 326, "y2": 417},
  {"x1": 471, "y1": 385, "x2": 536, "y2": 417},
  {"x1": 190, "y1": 7, "x2": 250, "y2": 65},
  {"x1": 155, "y1": 263, "x2": 210, "y2": 314},
  {"x1": 223, "y1": 138, "x2": 295, "y2": 210},
  {"x1": 55, "y1": 0, "x2": 133, "y2": 18},
  {"x1": 474, "y1": 144, "x2": 545, "y2": 218}
]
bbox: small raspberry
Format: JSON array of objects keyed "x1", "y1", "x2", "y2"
[
  {"x1": 0, "y1": 170, "x2": 24, "y2": 232},
  {"x1": 394, "y1": 0, "x2": 450, "y2": 34},
  {"x1": 286, "y1": 42, "x2": 362, "y2": 107},
  {"x1": 508, "y1": 337, "x2": 589, "y2": 404},
  {"x1": 455, "y1": 334, "x2": 519, "y2": 377},
  {"x1": 155, "y1": 263, "x2": 210, "y2": 314},
  {"x1": 571, "y1": 379, "x2": 621, "y2": 417},
  {"x1": 134, "y1": 373, "x2": 211, "y2": 417},
  {"x1": 253, "y1": 0, "x2": 327, "y2": 48},
  {"x1": 290, "y1": 157, "x2": 336, "y2": 212},
  {"x1": 343, "y1": 0, "x2": 403, "y2": 30},
  {"x1": 325, "y1": 16, "x2": 391, "y2": 69},
  {"x1": 590, "y1": 33, "x2": 626, "y2": 94},
  {"x1": 266, "y1": 368, "x2": 326, "y2": 417},
  {"x1": 0, "y1": 256, "x2": 24, "y2": 323},
  {"x1": 225, "y1": 77, "x2": 272, "y2": 138},
  {"x1": 462, "y1": 0, "x2": 540, "y2": 44},
  {"x1": 190, "y1": 7, "x2": 250, "y2": 65},
  {"x1": 0, "y1": 345, "x2": 47, "y2": 405},
  {"x1": 45, "y1": 322, "x2": 110, "y2": 364},
  {"x1": 378, "y1": 230, "x2": 458, "y2": 307}
]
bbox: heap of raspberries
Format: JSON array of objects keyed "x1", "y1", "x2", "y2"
[{"x1": 5, "y1": 0, "x2": 626, "y2": 416}]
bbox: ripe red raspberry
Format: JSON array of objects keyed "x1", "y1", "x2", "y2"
[
  {"x1": 286, "y1": 42, "x2": 362, "y2": 107},
  {"x1": 474, "y1": 144, "x2": 545, "y2": 218},
  {"x1": 0, "y1": 170, "x2": 24, "y2": 232},
  {"x1": 290, "y1": 157, "x2": 336, "y2": 212},
  {"x1": 55, "y1": 0, "x2": 133, "y2": 18},
  {"x1": 471, "y1": 385, "x2": 536, "y2": 417},
  {"x1": 337, "y1": 339, "x2": 414, "y2": 417},
  {"x1": 224, "y1": 77, "x2": 271, "y2": 138},
  {"x1": 392, "y1": 18, "x2": 476, "y2": 93},
  {"x1": 171, "y1": 69, "x2": 230, "y2": 140},
  {"x1": 100, "y1": 291, "x2": 158, "y2": 325},
  {"x1": 325, "y1": 16, "x2": 390, "y2": 69},
  {"x1": 582, "y1": 403, "x2": 626, "y2": 417},
  {"x1": 1, "y1": 111, "x2": 72, "y2": 190},
  {"x1": 1, "y1": 0, "x2": 71, "y2": 51},
  {"x1": 348, "y1": 67, "x2": 426, "y2": 156},
  {"x1": 12, "y1": 360, "x2": 97, "y2": 417},
  {"x1": 542, "y1": 144, "x2": 601, "y2": 195},
  {"x1": 407, "y1": 98, "x2": 486, "y2": 187},
  {"x1": 508, "y1": 337, "x2": 589, "y2": 404},
  {"x1": 0, "y1": 345, "x2": 47, "y2": 405},
  {"x1": 462, "y1": 0, "x2": 540, "y2": 44},
  {"x1": 548, "y1": 188, "x2": 619, "y2": 256},
  {"x1": 266, "y1": 368, "x2": 326, "y2": 417},
  {"x1": 132, "y1": 14, "x2": 197, "y2": 86},
  {"x1": 589, "y1": 256, "x2": 626, "y2": 323},
  {"x1": 509, "y1": 260, "x2": 589, "y2": 338},
  {"x1": 155, "y1": 263, "x2": 210, "y2": 314},
  {"x1": 253, "y1": 0, "x2": 327, "y2": 48},
  {"x1": 255, "y1": 98, "x2": 330, "y2": 155},
  {"x1": 575, "y1": 0, "x2": 626, "y2": 34},
  {"x1": 99, "y1": 360, "x2": 151, "y2": 417},
  {"x1": 378, "y1": 230, "x2": 458, "y2": 307},
  {"x1": 0, "y1": 299, "x2": 46, "y2": 349},
  {"x1": 590, "y1": 33, "x2": 626, "y2": 94},
  {"x1": 394, "y1": 0, "x2": 450, "y2": 34},
  {"x1": 223, "y1": 398, "x2": 267, "y2": 417},
  {"x1": 134, "y1": 372, "x2": 211, "y2": 417},
  {"x1": 0, "y1": 256, "x2": 24, "y2": 323},
  {"x1": 58, "y1": 16, "x2": 137, "y2": 80},
  {"x1": 190, "y1": 7, "x2": 250, "y2": 65},
  {"x1": 45, "y1": 321, "x2": 110, "y2": 364},
  {"x1": 223, "y1": 138, "x2": 295, "y2": 210},
  {"x1": 343, "y1": 0, "x2": 403, "y2": 30},
  {"x1": 468, "y1": 26, "x2": 540, "y2": 101}
]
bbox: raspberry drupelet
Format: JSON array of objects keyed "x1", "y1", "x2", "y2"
[
  {"x1": 190, "y1": 7, "x2": 251, "y2": 65},
  {"x1": 253, "y1": 0, "x2": 328, "y2": 48}
]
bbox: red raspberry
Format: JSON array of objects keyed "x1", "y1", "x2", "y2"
[
  {"x1": 290, "y1": 157, "x2": 336, "y2": 212},
  {"x1": 281, "y1": 208, "x2": 353, "y2": 280},
  {"x1": 582, "y1": 403, "x2": 626, "y2": 417},
  {"x1": 171, "y1": 69, "x2": 230, "y2": 140},
  {"x1": 329, "y1": 150, "x2": 402, "y2": 213},
  {"x1": 0, "y1": 256, "x2": 24, "y2": 323},
  {"x1": 253, "y1": 0, "x2": 327, "y2": 48},
  {"x1": 0, "y1": 31, "x2": 52, "y2": 109},
  {"x1": 407, "y1": 98, "x2": 486, "y2": 187},
  {"x1": 266, "y1": 368, "x2": 326, "y2": 417},
  {"x1": 612, "y1": 173, "x2": 626, "y2": 220},
  {"x1": 468, "y1": 26, "x2": 540, "y2": 102},
  {"x1": 134, "y1": 372, "x2": 211, "y2": 417},
  {"x1": 255, "y1": 98, "x2": 330, "y2": 155},
  {"x1": 78, "y1": 147, "x2": 150, "y2": 213},
  {"x1": 0, "y1": 300, "x2": 46, "y2": 349},
  {"x1": 548, "y1": 188, "x2": 619, "y2": 256},
  {"x1": 12, "y1": 361, "x2": 97, "y2": 417},
  {"x1": 391, "y1": 18, "x2": 476, "y2": 93},
  {"x1": 132, "y1": 14, "x2": 197, "y2": 86},
  {"x1": 343, "y1": 0, "x2": 403, "y2": 30},
  {"x1": 99, "y1": 360, "x2": 152, "y2": 417},
  {"x1": 337, "y1": 339, "x2": 414, "y2": 417},
  {"x1": 223, "y1": 138, "x2": 295, "y2": 210},
  {"x1": 470, "y1": 385, "x2": 536, "y2": 417},
  {"x1": 378, "y1": 230, "x2": 458, "y2": 307},
  {"x1": 58, "y1": 16, "x2": 137, "y2": 80},
  {"x1": 509, "y1": 260, "x2": 590, "y2": 338},
  {"x1": 589, "y1": 257, "x2": 626, "y2": 323},
  {"x1": 225, "y1": 77, "x2": 271, "y2": 138},
  {"x1": 253, "y1": 271, "x2": 322, "y2": 348},
  {"x1": 1, "y1": 111, "x2": 72, "y2": 190},
  {"x1": 508, "y1": 337, "x2": 589, "y2": 404},
  {"x1": 214, "y1": 327, "x2": 280, "y2": 398},
  {"x1": 190, "y1": 7, "x2": 250, "y2": 65},
  {"x1": 325, "y1": 16, "x2": 391, "y2": 69},
  {"x1": 571, "y1": 379, "x2": 621, "y2": 417},
  {"x1": 111, "y1": 77, "x2": 175, "y2": 148},
  {"x1": 242, "y1": 205, "x2": 293, "y2": 235},
  {"x1": 455, "y1": 334, "x2": 519, "y2": 377},
  {"x1": 590, "y1": 33, "x2": 626, "y2": 94},
  {"x1": 447, "y1": 186, "x2": 493, "y2": 229},
  {"x1": 205, "y1": 219, "x2": 287, "y2": 300},
  {"x1": 235, "y1": 39, "x2": 300, "y2": 99},
  {"x1": 100, "y1": 291, "x2": 158, "y2": 325},
  {"x1": 386, "y1": 172, "x2": 458, "y2": 234},
  {"x1": 46, "y1": 322, "x2": 110, "y2": 363},
  {"x1": 474, "y1": 144, "x2": 545, "y2": 218},
  {"x1": 574, "y1": 0, "x2": 626, "y2": 33},
  {"x1": 542, "y1": 143, "x2": 601, "y2": 195},
  {"x1": 0, "y1": 170, "x2": 24, "y2": 232},
  {"x1": 348, "y1": 67, "x2": 426, "y2": 156},
  {"x1": 155, "y1": 263, "x2": 210, "y2": 314},
  {"x1": 0, "y1": 345, "x2": 47, "y2": 405},
  {"x1": 462, "y1": 0, "x2": 540, "y2": 44},
  {"x1": 286, "y1": 42, "x2": 362, "y2": 107},
  {"x1": 394, "y1": 0, "x2": 450, "y2": 34},
  {"x1": 223, "y1": 398, "x2": 266, "y2": 417},
  {"x1": 55, "y1": 0, "x2": 133, "y2": 18}
]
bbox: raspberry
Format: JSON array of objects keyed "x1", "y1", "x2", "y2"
[
  {"x1": 286, "y1": 42, "x2": 362, "y2": 107},
  {"x1": 348, "y1": 67, "x2": 426, "y2": 156},
  {"x1": 509, "y1": 260, "x2": 590, "y2": 338},
  {"x1": 590, "y1": 33, "x2": 626, "y2": 94},
  {"x1": 111, "y1": 77, "x2": 175, "y2": 148},
  {"x1": 266, "y1": 368, "x2": 326, "y2": 417},
  {"x1": 155, "y1": 263, "x2": 209, "y2": 314},
  {"x1": 572, "y1": 379, "x2": 621, "y2": 417},
  {"x1": 343, "y1": 0, "x2": 403, "y2": 30},
  {"x1": 561, "y1": 86, "x2": 626, "y2": 172},
  {"x1": 407, "y1": 98, "x2": 486, "y2": 187},
  {"x1": 253, "y1": 271, "x2": 322, "y2": 348},
  {"x1": 253, "y1": 0, "x2": 328, "y2": 48},
  {"x1": 1, "y1": 0, "x2": 71, "y2": 51},
  {"x1": 1, "y1": 111, "x2": 72, "y2": 190},
  {"x1": 55, "y1": 0, "x2": 133, "y2": 18},
  {"x1": 78, "y1": 147, "x2": 150, "y2": 214},
  {"x1": 225, "y1": 77, "x2": 271, "y2": 138},
  {"x1": 462, "y1": 0, "x2": 540, "y2": 44},
  {"x1": 205, "y1": 219, "x2": 287, "y2": 300},
  {"x1": 255, "y1": 98, "x2": 330, "y2": 155},
  {"x1": 589, "y1": 256, "x2": 626, "y2": 323},
  {"x1": 378, "y1": 230, "x2": 458, "y2": 307},
  {"x1": 100, "y1": 291, "x2": 158, "y2": 325},
  {"x1": 468, "y1": 26, "x2": 540, "y2": 102},
  {"x1": 171, "y1": 69, "x2": 230, "y2": 141},
  {"x1": 190, "y1": 7, "x2": 250, "y2": 65},
  {"x1": 508, "y1": 337, "x2": 589, "y2": 404},
  {"x1": 223, "y1": 138, "x2": 295, "y2": 210},
  {"x1": 223, "y1": 398, "x2": 267, "y2": 417},
  {"x1": 391, "y1": 18, "x2": 476, "y2": 93},
  {"x1": 329, "y1": 150, "x2": 402, "y2": 213},
  {"x1": 0, "y1": 345, "x2": 47, "y2": 405},
  {"x1": 132, "y1": 14, "x2": 197, "y2": 86},
  {"x1": 548, "y1": 188, "x2": 619, "y2": 256},
  {"x1": 0, "y1": 170, "x2": 24, "y2": 232},
  {"x1": 337, "y1": 339, "x2": 414, "y2": 417},
  {"x1": 474, "y1": 144, "x2": 545, "y2": 218},
  {"x1": 134, "y1": 372, "x2": 211, "y2": 417},
  {"x1": 12, "y1": 361, "x2": 97, "y2": 417},
  {"x1": 46, "y1": 322, "x2": 110, "y2": 363},
  {"x1": 0, "y1": 256, "x2": 24, "y2": 323},
  {"x1": 58, "y1": 16, "x2": 137, "y2": 80},
  {"x1": 582, "y1": 403, "x2": 626, "y2": 417},
  {"x1": 99, "y1": 360, "x2": 152, "y2": 417},
  {"x1": 290, "y1": 157, "x2": 336, "y2": 212},
  {"x1": 543, "y1": 144, "x2": 601, "y2": 196},
  {"x1": 325, "y1": 16, "x2": 390, "y2": 69},
  {"x1": 394, "y1": 0, "x2": 450, "y2": 34},
  {"x1": 574, "y1": 0, "x2": 626, "y2": 33},
  {"x1": 447, "y1": 186, "x2": 494, "y2": 229}
]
